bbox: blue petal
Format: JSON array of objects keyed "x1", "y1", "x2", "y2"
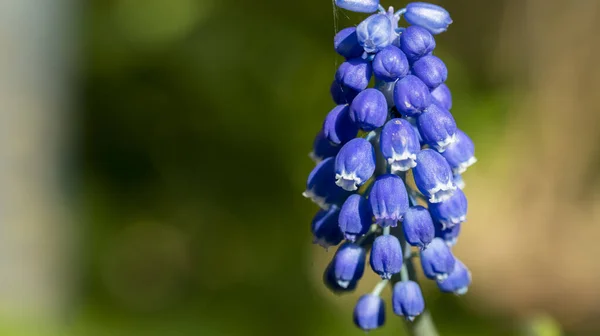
[
  {"x1": 392, "y1": 281, "x2": 425, "y2": 320},
  {"x1": 353, "y1": 294, "x2": 386, "y2": 330},
  {"x1": 370, "y1": 235, "x2": 403, "y2": 279},
  {"x1": 404, "y1": 2, "x2": 452, "y2": 35},
  {"x1": 335, "y1": 0, "x2": 380, "y2": 13}
]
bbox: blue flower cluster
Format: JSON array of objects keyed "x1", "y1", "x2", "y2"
[{"x1": 304, "y1": 1, "x2": 475, "y2": 331}]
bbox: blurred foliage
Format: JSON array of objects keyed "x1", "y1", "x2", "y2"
[{"x1": 72, "y1": 0, "x2": 517, "y2": 335}]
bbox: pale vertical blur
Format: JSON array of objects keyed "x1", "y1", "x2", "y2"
[
  {"x1": 0, "y1": 0, "x2": 76, "y2": 326},
  {"x1": 460, "y1": 0, "x2": 600, "y2": 330}
]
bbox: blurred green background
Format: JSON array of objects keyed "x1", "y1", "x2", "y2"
[{"x1": 1, "y1": 0, "x2": 599, "y2": 335}]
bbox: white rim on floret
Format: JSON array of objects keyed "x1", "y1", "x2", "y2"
[
  {"x1": 455, "y1": 286, "x2": 469, "y2": 295},
  {"x1": 445, "y1": 237, "x2": 458, "y2": 247},
  {"x1": 436, "y1": 273, "x2": 449, "y2": 281},
  {"x1": 454, "y1": 176, "x2": 466, "y2": 189},
  {"x1": 337, "y1": 279, "x2": 351, "y2": 289},
  {"x1": 377, "y1": 218, "x2": 399, "y2": 228},
  {"x1": 433, "y1": 133, "x2": 457, "y2": 152},
  {"x1": 302, "y1": 188, "x2": 330, "y2": 210},
  {"x1": 308, "y1": 151, "x2": 323, "y2": 163},
  {"x1": 455, "y1": 271, "x2": 472, "y2": 295},
  {"x1": 453, "y1": 156, "x2": 477, "y2": 174},
  {"x1": 387, "y1": 149, "x2": 417, "y2": 173},
  {"x1": 427, "y1": 181, "x2": 457, "y2": 203},
  {"x1": 335, "y1": 171, "x2": 362, "y2": 191},
  {"x1": 440, "y1": 215, "x2": 466, "y2": 230}
]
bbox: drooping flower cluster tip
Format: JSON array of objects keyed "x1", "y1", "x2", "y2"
[{"x1": 305, "y1": 1, "x2": 473, "y2": 331}]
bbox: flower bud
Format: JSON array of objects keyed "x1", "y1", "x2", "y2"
[
  {"x1": 339, "y1": 194, "x2": 373, "y2": 242},
  {"x1": 335, "y1": 138, "x2": 377, "y2": 191},
  {"x1": 357, "y1": 14, "x2": 394, "y2": 53},
  {"x1": 380, "y1": 118, "x2": 420, "y2": 172},
  {"x1": 404, "y1": 2, "x2": 452, "y2": 35},
  {"x1": 399, "y1": 25, "x2": 436, "y2": 63},
  {"x1": 413, "y1": 149, "x2": 456, "y2": 203},
  {"x1": 333, "y1": 243, "x2": 367, "y2": 288},
  {"x1": 393, "y1": 75, "x2": 432, "y2": 117},
  {"x1": 370, "y1": 235, "x2": 403, "y2": 279},
  {"x1": 436, "y1": 222, "x2": 461, "y2": 246},
  {"x1": 372, "y1": 45, "x2": 409, "y2": 82},
  {"x1": 420, "y1": 237, "x2": 455, "y2": 280},
  {"x1": 441, "y1": 129, "x2": 476, "y2": 174},
  {"x1": 304, "y1": 157, "x2": 352, "y2": 208},
  {"x1": 334, "y1": 27, "x2": 364, "y2": 59},
  {"x1": 431, "y1": 83, "x2": 452, "y2": 110},
  {"x1": 369, "y1": 174, "x2": 409, "y2": 227},
  {"x1": 309, "y1": 131, "x2": 340, "y2": 163},
  {"x1": 437, "y1": 259, "x2": 471, "y2": 295},
  {"x1": 402, "y1": 206, "x2": 435, "y2": 249},
  {"x1": 335, "y1": 58, "x2": 372, "y2": 92},
  {"x1": 412, "y1": 55, "x2": 447, "y2": 89},
  {"x1": 417, "y1": 104, "x2": 457, "y2": 151},
  {"x1": 349, "y1": 88, "x2": 388, "y2": 131},
  {"x1": 353, "y1": 294, "x2": 385, "y2": 330},
  {"x1": 429, "y1": 188, "x2": 467, "y2": 229},
  {"x1": 392, "y1": 281, "x2": 425, "y2": 321},
  {"x1": 335, "y1": 0, "x2": 380, "y2": 13},
  {"x1": 330, "y1": 80, "x2": 359, "y2": 105},
  {"x1": 311, "y1": 207, "x2": 344, "y2": 248},
  {"x1": 323, "y1": 261, "x2": 357, "y2": 294},
  {"x1": 323, "y1": 105, "x2": 359, "y2": 145}
]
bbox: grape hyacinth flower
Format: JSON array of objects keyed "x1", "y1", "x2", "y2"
[
  {"x1": 338, "y1": 194, "x2": 373, "y2": 241},
  {"x1": 412, "y1": 55, "x2": 448, "y2": 89},
  {"x1": 370, "y1": 235, "x2": 403, "y2": 279},
  {"x1": 441, "y1": 129, "x2": 477, "y2": 174},
  {"x1": 380, "y1": 118, "x2": 420, "y2": 172},
  {"x1": 311, "y1": 207, "x2": 344, "y2": 248},
  {"x1": 369, "y1": 174, "x2": 409, "y2": 227},
  {"x1": 429, "y1": 188, "x2": 468, "y2": 229},
  {"x1": 402, "y1": 205, "x2": 435, "y2": 249},
  {"x1": 335, "y1": 0, "x2": 380, "y2": 14},
  {"x1": 335, "y1": 138, "x2": 376, "y2": 191},
  {"x1": 399, "y1": 25, "x2": 435, "y2": 63},
  {"x1": 413, "y1": 149, "x2": 456, "y2": 203},
  {"x1": 349, "y1": 88, "x2": 388, "y2": 131},
  {"x1": 333, "y1": 243, "x2": 367, "y2": 288},
  {"x1": 335, "y1": 58, "x2": 372, "y2": 92},
  {"x1": 372, "y1": 45, "x2": 409, "y2": 82},
  {"x1": 392, "y1": 281, "x2": 425, "y2": 321},
  {"x1": 323, "y1": 105, "x2": 358, "y2": 145},
  {"x1": 418, "y1": 103, "x2": 457, "y2": 151},
  {"x1": 393, "y1": 75, "x2": 432, "y2": 117},
  {"x1": 357, "y1": 14, "x2": 395, "y2": 54},
  {"x1": 437, "y1": 259, "x2": 472, "y2": 295},
  {"x1": 403, "y1": 2, "x2": 453, "y2": 35},
  {"x1": 304, "y1": 3, "x2": 478, "y2": 333},
  {"x1": 324, "y1": 261, "x2": 358, "y2": 293},
  {"x1": 354, "y1": 294, "x2": 386, "y2": 330},
  {"x1": 303, "y1": 157, "x2": 351, "y2": 209},
  {"x1": 420, "y1": 238, "x2": 455, "y2": 280},
  {"x1": 334, "y1": 27, "x2": 364, "y2": 59}
]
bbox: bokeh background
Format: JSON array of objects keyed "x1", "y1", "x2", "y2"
[{"x1": 0, "y1": 0, "x2": 599, "y2": 335}]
